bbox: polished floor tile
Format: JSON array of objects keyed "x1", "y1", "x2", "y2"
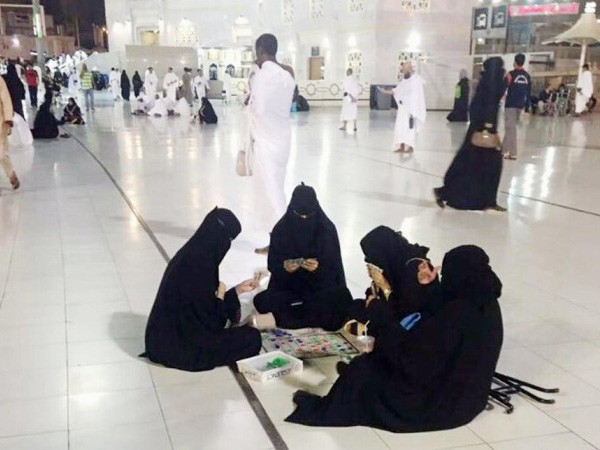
[{"x1": 2, "y1": 101, "x2": 600, "y2": 449}]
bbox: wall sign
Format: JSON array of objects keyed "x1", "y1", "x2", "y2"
[
  {"x1": 472, "y1": 5, "x2": 508, "y2": 40},
  {"x1": 509, "y1": 3, "x2": 580, "y2": 17}
]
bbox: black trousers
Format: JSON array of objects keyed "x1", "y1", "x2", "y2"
[{"x1": 28, "y1": 86, "x2": 38, "y2": 107}]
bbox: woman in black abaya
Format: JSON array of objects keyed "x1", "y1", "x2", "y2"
[
  {"x1": 199, "y1": 97, "x2": 218, "y2": 124},
  {"x1": 286, "y1": 245, "x2": 503, "y2": 433},
  {"x1": 31, "y1": 93, "x2": 60, "y2": 139},
  {"x1": 121, "y1": 70, "x2": 131, "y2": 101},
  {"x1": 446, "y1": 69, "x2": 470, "y2": 122},
  {"x1": 143, "y1": 208, "x2": 262, "y2": 372},
  {"x1": 252, "y1": 184, "x2": 351, "y2": 331},
  {"x1": 434, "y1": 57, "x2": 507, "y2": 211},
  {"x1": 349, "y1": 226, "x2": 442, "y2": 335},
  {"x1": 132, "y1": 71, "x2": 143, "y2": 98},
  {"x1": 3, "y1": 64, "x2": 25, "y2": 118}
]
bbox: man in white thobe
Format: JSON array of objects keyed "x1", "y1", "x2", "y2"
[
  {"x1": 379, "y1": 61, "x2": 426, "y2": 153},
  {"x1": 575, "y1": 63, "x2": 594, "y2": 115},
  {"x1": 163, "y1": 68, "x2": 180, "y2": 103},
  {"x1": 148, "y1": 94, "x2": 168, "y2": 117},
  {"x1": 249, "y1": 34, "x2": 295, "y2": 254},
  {"x1": 109, "y1": 68, "x2": 120, "y2": 101},
  {"x1": 193, "y1": 69, "x2": 209, "y2": 101},
  {"x1": 222, "y1": 71, "x2": 232, "y2": 104},
  {"x1": 339, "y1": 68, "x2": 360, "y2": 131},
  {"x1": 68, "y1": 69, "x2": 80, "y2": 98},
  {"x1": 144, "y1": 67, "x2": 158, "y2": 99}
]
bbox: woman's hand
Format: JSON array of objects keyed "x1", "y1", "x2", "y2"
[
  {"x1": 284, "y1": 259, "x2": 301, "y2": 273},
  {"x1": 368, "y1": 266, "x2": 391, "y2": 293},
  {"x1": 235, "y1": 279, "x2": 257, "y2": 295},
  {"x1": 216, "y1": 282, "x2": 227, "y2": 300},
  {"x1": 417, "y1": 261, "x2": 440, "y2": 285},
  {"x1": 301, "y1": 258, "x2": 319, "y2": 272}
]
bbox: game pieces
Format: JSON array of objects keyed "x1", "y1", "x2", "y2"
[{"x1": 262, "y1": 330, "x2": 359, "y2": 359}]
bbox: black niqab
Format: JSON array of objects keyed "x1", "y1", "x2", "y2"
[{"x1": 442, "y1": 245, "x2": 502, "y2": 308}]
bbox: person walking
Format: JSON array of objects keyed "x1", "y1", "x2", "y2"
[
  {"x1": 3, "y1": 63, "x2": 26, "y2": 118},
  {"x1": 249, "y1": 33, "x2": 296, "y2": 254},
  {"x1": 121, "y1": 70, "x2": 131, "y2": 101},
  {"x1": 502, "y1": 53, "x2": 531, "y2": 161},
  {"x1": 80, "y1": 64, "x2": 95, "y2": 111},
  {"x1": 339, "y1": 68, "x2": 360, "y2": 132},
  {"x1": 132, "y1": 71, "x2": 143, "y2": 98},
  {"x1": 0, "y1": 75, "x2": 19, "y2": 189},
  {"x1": 575, "y1": 64, "x2": 594, "y2": 116},
  {"x1": 25, "y1": 64, "x2": 39, "y2": 108}
]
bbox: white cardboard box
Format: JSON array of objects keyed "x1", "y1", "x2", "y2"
[{"x1": 237, "y1": 351, "x2": 303, "y2": 383}]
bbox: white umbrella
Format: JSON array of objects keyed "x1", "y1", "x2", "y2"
[{"x1": 542, "y1": 11, "x2": 600, "y2": 76}]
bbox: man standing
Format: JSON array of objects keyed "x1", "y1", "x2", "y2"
[
  {"x1": 503, "y1": 53, "x2": 531, "y2": 160},
  {"x1": 249, "y1": 33, "x2": 296, "y2": 254},
  {"x1": 144, "y1": 67, "x2": 158, "y2": 99},
  {"x1": 193, "y1": 68, "x2": 209, "y2": 101},
  {"x1": 109, "y1": 68, "x2": 121, "y2": 101},
  {"x1": 181, "y1": 68, "x2": 194, "y2": 106},
  {"x1": 25, "y1": 65, "x2": 39, "y2": 108},
  {"x1": 0, "y1": 75, "x2": 19, "y2": 189},
  {"x1": 162, "y1": 68, "x2": 180, "y2": 103},
  {"x1": 339, "y1": 68, "x2": 360, "y2": 132},
  {"x1": 575, "y1": 63, "x2": 594, "y2": 116},
  {"x1": 378, "y1": 61, "x2": 426, "y2": 153}
]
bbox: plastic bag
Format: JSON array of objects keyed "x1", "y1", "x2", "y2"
[{"x1": 7, "y1": 114, "x2": 33, "y2": 147}]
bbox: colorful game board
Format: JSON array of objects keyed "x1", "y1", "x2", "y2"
[{"x1": 262, "y1": 329, "x2": 359, "y2": 359}]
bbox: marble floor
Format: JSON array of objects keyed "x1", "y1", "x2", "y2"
[{"x1": 1, "y1": 97, "x2": 600, "y2": 450}]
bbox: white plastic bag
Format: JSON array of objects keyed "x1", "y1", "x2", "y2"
[{"x1": 7, "y1": 114, "x2": 33, "y2": 147}]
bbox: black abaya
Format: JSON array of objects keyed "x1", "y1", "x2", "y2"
[
  {"x1": 143, "y1": 208, "x2": 261, "y2": 372},
  {"x1": 132, "y1": 72, "x2": 143, "y2": 98},
  {"x1": 3, "y1": 64, "x2": 25, "y2": 118},
  {"x1": 447, "y1": 77, "x2": 469, "y2": 122},
  {"x1": 286, "y1": 245, "x2": 503, "y2": 432},
  {"x1": 254, "y1": 184, "x2": 351, "y2": 330},
  {"x1": 121, "y1": 71, "x2": 131, "y2": 101},
  {"x1": 349, "y1": 226, "x2": 442, "y2": 335},
  {"x1": 31, "y1": 100, "x2": 60, "y2": 139},
  {"x1": 199, "y1": 98, "x2": 218, "y2": 124},
  {"x1": 437, "y1": 57, "x2": 506, "y2": 210}
]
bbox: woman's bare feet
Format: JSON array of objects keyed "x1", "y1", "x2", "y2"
[{"x1": 394, "y1": 144, "x2": 405, "y2": 153}]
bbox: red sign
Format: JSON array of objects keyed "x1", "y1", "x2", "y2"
[{"x1": 509, "y1": 3, "x2": 580, "y2": 17}]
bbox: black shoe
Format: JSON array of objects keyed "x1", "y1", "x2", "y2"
[{"x1": 433, "y1": 188, "x2": 445, "y2": 209}]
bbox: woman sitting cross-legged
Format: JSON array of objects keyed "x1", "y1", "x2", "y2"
[
  {"x1": 60, "y1": 98, "x2": 85, "y2": 125},
  {"x1": 31, "y1": 93, "x2": 60, "y2": 139},
  {"x1": 286, "y1": 245, "x2": 504, "y2": 433},
  {"x1": 252, "y1": 184, "x2": 352, "y2": 331},
  {"x1": 142, "y1": 208, "x2": 262, "y2": 372}
]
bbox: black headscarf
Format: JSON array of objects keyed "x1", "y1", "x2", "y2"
[
  {"x1": 282, "y1": 184, "x2": 322, "y2": 253},
  {"x1": 121, "y1": 70, "x2": 130, "y2": 87},
  {"x1": 442, "y1": 245, "x2": 502, "y2": 308},
  {"x1": 360, "y1": 226, "x2": 429, "y2": 292},
  {"x1": 178, "y1": 207, "x2": 241, "y2": 277}
]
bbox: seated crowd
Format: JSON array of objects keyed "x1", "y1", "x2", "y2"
[{"x1": 142, "y1": 183, "x2": 504, "y2": 433}]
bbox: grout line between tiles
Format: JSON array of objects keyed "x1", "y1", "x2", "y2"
[{"x1": 70, "y1": 132, "x2": 288, "y2": 450}]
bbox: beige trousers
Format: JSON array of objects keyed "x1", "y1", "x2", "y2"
[{"x1": 0, "y1": 136, "x2": 14, "y2": 179}]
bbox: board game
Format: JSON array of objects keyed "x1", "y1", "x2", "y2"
[{"x1": 261, "y1": 329, "x2": 359, "y2": 359}]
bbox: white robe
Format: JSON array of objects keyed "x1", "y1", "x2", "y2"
[
  {"x1": 144, "y1": 71, "x2": 158, "y2": 98},
  {"x1": 132, "y1": 94, "x2": 154, "y2": 114},
  {"x1": 174, "y1": 98, "x2": 191, "y2": 117},
  {"x1": 68, "y1": 72, "x2": 80, "y2": 97},
  {"x1": 340, "y1": 75, "x2": 360, "y2": 122},
  {"x1": 163, "y1": 73, "x2": 180, "y2": 102},
  {"x1": 193, "y1": 75, "x2": 208, "y2": 100},
  {"x1": 109, "y1": 71, "x2": 120, "y2": 99},
  {"x1": 249, "y1": 61, "x2": 295, "y2": 232},
  {"x1": 148, "y1": 97, "x2": 168, "y2": 117},
  {"x1": 223, "y1": 72, "x2": 232, "y2": 102},
  {"x1": 392, "y1": 74, "x2": 426, "y2": 149},
  {"x1": 576, "y1": 70, "x2": 594, "y2": 114}
]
